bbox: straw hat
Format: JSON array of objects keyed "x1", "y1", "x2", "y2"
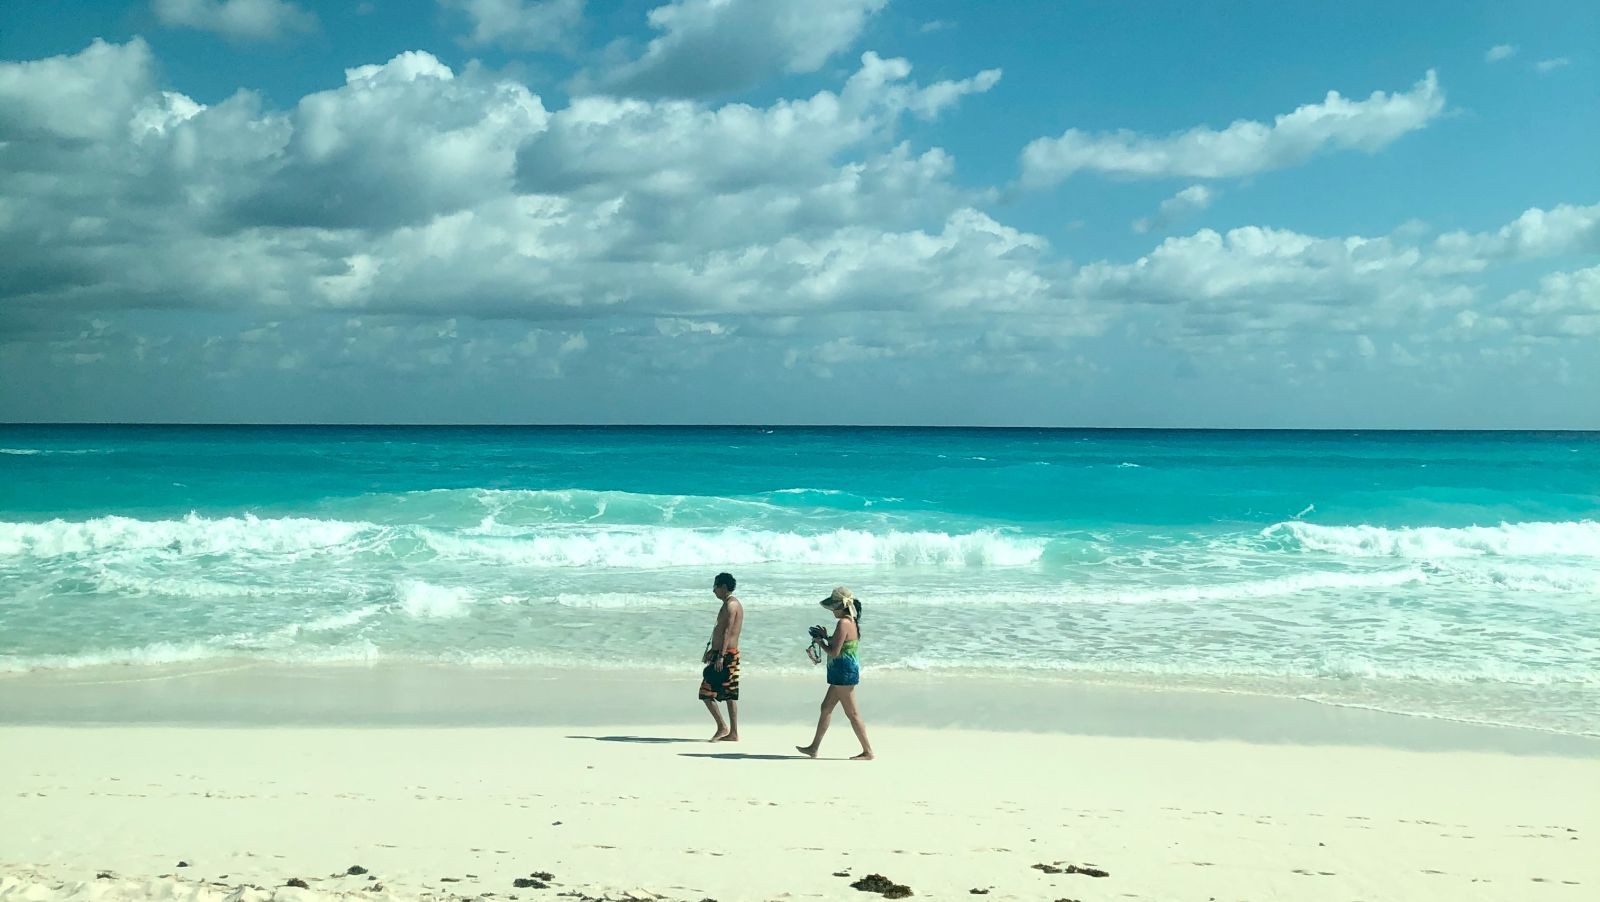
[{"x1": 820, "y1": 586, "x2": 856, "y2": 609}]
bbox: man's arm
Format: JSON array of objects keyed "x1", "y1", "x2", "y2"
[{"x1": 711, "y1": 602, "x2": 730, "y2": 646}]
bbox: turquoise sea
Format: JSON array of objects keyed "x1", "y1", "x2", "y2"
[{"x1": 1, "y1": 426, "x2": 1597, "y2": 734}]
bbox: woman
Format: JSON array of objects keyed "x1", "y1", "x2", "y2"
[{"x1": 797, "y1": 586, "x2": 874, "y2": 761}]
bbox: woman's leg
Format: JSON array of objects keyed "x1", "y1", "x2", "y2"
[
  {"x1": 839, "y1": 687, "x2": 874, "y2": 760},
  {"x1": 797, "y1": 686, "x2": 843, "y2": 757}
]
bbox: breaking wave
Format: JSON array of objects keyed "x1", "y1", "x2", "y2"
[
  {"x1": 0, "y1": 514, "x2": 1044, "y2": 568},
  {"x1": 1261, "y1": 520, "x2": 1600, "y2": 559}
]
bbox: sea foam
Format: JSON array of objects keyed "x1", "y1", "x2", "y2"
[
  {"x1": 0, "y1": 515, "x2": 1040, "y2": 567},
  {"x1": 1261, "y1": 519, "x2": 1600, "y2": 559}
]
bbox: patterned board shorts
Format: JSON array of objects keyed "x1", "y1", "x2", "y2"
[{"x1": 698, "y1": 650, "x2": 740, "y2": 702}]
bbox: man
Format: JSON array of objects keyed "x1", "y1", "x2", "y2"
[{"x1": 699, "y1": 572, "x2": 743, "y2": 742}]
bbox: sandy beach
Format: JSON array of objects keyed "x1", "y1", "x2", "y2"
[{"x1": 2, "y1": 666, "x2": 1596, "y2": 902}]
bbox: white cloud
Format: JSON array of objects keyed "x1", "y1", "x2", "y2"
[
  {"x1": 584, "y1": 0, "x2": 888, "y2": 97},
  {"x1": 1020, "y1": 71, "x2": 1443, "y2": 187},
  {"x1": 1061, "y1": 200, "x2": 1600, "y2": 357},
  {"x1": 0, "y1": 40, "x2": 1042, "y2": 343},
  {"x1": 3, "y1": 37, "x2": 1594, "y2": 419},
  {"x1": 1071, "y1": 225, "x2": 1442, "y2": 342},
  {"x1": 1502, "y1": 265, "x2": 1600, "y2": 337},
  {"x1": 518, "y1": 52, "x2": 995, "y2": 205},
  {"x1": 1485, "y1": 44, "x2": 1517, "y2": 63},
  {"x1": 1535, "y1": 57, "x2": 1571, "y2": 74},
  {"x1": 1429, "y1": 202, "x2": 1600, "y2": 272},
  {"x1": 152, "y1": 0, "x2": 317, "y2": 42},
  {"x1": 0, "y1": 38, "x2": 160, "y2": 144},
  {"x1": 1133, "y1": 184, "x2": 1216, "y2": 233},
  {"x1": 232, "y1": 52, "x2": 551, "y2": 229},
  {"x1": 438, "y1": 0, "x2": 585, "y2": 51}
]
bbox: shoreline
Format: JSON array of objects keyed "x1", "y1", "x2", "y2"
[{"x1": 1, "y1": 661, "x2": 1594, "y2": 756}]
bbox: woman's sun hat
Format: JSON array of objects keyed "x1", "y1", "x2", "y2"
[{"x1": 821, "y1": 586, "x2": 856, "y2": 609}]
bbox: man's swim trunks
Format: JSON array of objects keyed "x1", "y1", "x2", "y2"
[{"x1": 699, "y1": 649, "x2": 740, "y2": 702}]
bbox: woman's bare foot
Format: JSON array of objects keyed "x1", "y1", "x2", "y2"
[
  {"x1": 796, "y1": 744, "x2": 818, "y2": 758},
  {"x1": 851, "y1": 751, "x2": 874, "y2": 760}
]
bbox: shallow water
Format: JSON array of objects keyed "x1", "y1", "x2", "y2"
[{"x1": 2, "y1": 425, "x2": 1597, "y2": 733}]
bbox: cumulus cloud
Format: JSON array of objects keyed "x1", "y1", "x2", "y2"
[
  {"x1": 583, "y1": 0, "x2": 888, "y2": 97},
  {"x1": 1070, "y1": 225, "x2": 1445, "y2": 345},
  {"x1": 231, "y1": 52, "x2": 552, "y2": 229},
  {"x1": 1485, "y1": 44, "x2": 1517, "y2": 63},
  {"x1": 1429, "y1": 202, "x2": 1600, "y2": 272},
  {"x1": 521, "y1": 52, "x2": 996, "y2": 205},
  {"x1": 0, "y1": 38, "x2": 157, "y2": 143},
  {"x1": 1068, "y1": 202, "x2": 1600, "y2": 349},
  {"x1": 152, "y1": 0, "x2": 317, "y2": 42},
  {"x1": 437, "y1": 0, "x2": 585, "y2": 51},
  {"x1": 0, "y1": 39, "x2": 1038, "y2": 340},
  {"x1": 1, "y1": 37, "x2": 1592, "y2": 425},
  {"x1": 1132, "y1": 184, "x2": 1215, "y2": 233},
  {"x1": 1502, "y1": 265, "x2": 1600, "y2": 337},
  {"x1": 1535, "y1": 57, "x2": 1571, "y2": 74},
  {"x1": 1020, "y1": 71, "x2": 1443, "y2": 187}
]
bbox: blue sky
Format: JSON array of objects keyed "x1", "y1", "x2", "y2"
[{"x1": 0, "y1": 0, "x2": 1595, "y2": 426}]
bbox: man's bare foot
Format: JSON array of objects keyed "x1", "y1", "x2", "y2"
[
  {"x1": 796, "y1": 745, "x2": 818, "y2": 758},
  {"x1": 708, "y1": 728, "x2": 729, "y2": 742},
  {"x1": 851, "y1": 751, "x2": 874, "y2": 760},
  {"x1": 713, "y1": 732, "x2": 739, "y2": 743}
]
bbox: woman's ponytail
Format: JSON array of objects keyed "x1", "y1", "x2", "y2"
[{"x1": 852, "y1": 599, "x2": 863, "y2": 634}]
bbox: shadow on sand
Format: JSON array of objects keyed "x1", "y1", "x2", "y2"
[
  {"x1": 566, "y1": 735, "x2": 703, "y2": 744},
  {"x1": 678, "y1": 752, "x2": 808, "y2": 761}
]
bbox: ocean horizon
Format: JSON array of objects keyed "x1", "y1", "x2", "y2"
[{"x1": 3, "y1": 424, "x2": 1597, "y2": 736}]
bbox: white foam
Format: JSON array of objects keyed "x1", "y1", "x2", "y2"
[
  {"x1": 1443, "y1": 561, "x2": 1600, "y2": 593},
  {"x1": 0, "y1": 448, "x2": 41, "y2": 455},
  {"x1": 0, "y1": 639, "x2": 384, "y2": 673},
  {"x1": 0, "y1": 640, "x2": 227, "y2": 672},
  {"x1": 420, "y1": 526, "x2": 1045, "y2": 568},
  {"x1": 0, "y1": 514, "x2": 376, "y2": 558},
  {"x1": 1262, "y1": 519, "x2": 1600, "y2": 559},
  {"x1": 1072, "y1": 568, "x2": 1428, "y2": 605},
  {"x1": 394, "y1": 580, "x2": 474, "y2": 619},
  {"x1": 880, "y1": 651, "x2": 1600, "y2": 686},
  {"x1": 0, "y1": 513, "x2": 1043, "y2": 568},
  {"x1": 90, "y1": 571, "x2": 322, "y2": 599},
  {"x1": 544, "y1": 569, "x2": 1426, "y2": 608},
  {"x1": 299, "y1": 604, "x2": 386, "y2": 632}
]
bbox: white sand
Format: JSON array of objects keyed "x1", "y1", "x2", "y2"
[{"x1": 3, "y1": 710, "x2": 1597, "y2": 901}]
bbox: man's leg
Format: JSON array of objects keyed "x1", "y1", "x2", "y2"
[
  {"x1": 704, "y1": 698, "x2": 729, "y2": 741},
  {"x1": 721, "y1": 700, "x2": 739, "y2": 741}
]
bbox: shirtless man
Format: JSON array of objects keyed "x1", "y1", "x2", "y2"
[{"x1": 698, "y1": 572, "x2": 743, "y2": 742}]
